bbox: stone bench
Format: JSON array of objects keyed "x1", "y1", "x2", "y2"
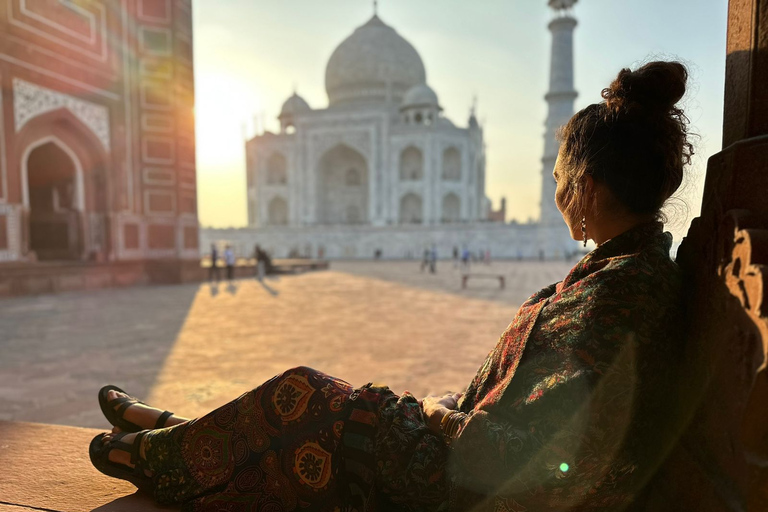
[
  {"x1": 0, "y1": 420, "x2": 167, "y2": 511},
  {"x1": 461, "y1": 273, "x2": 505, "y2": 290}
]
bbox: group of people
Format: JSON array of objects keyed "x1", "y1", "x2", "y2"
[
  {"x1": 454, "y1": 246, "x2": 492, "y2": 268},
  {"x1": 419, "y1": 246, "x2": 492, "y2": 274},
  {"x1": 207, "y1": 243, "x2": 236, "y2": 283},
  {"x1": 208, "y1": 243, "x2": 273, "y2": 283},
  {"x1": 420, "y1": 246, "x2": 438, "y2": 273},
  {"x1": 90, "y1": 61, "x2": 695, "y2": 511}
]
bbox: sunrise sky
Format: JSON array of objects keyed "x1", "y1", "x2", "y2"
[{"x1": 192, "y1": 0, "x2": 728, "y2": 239}]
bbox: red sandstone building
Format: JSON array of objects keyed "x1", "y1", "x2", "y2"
[{"x1": 0, "y1": 0, "x2": 197, "y2": 279}]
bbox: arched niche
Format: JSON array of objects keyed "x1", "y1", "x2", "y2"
[
  {"x1": 345, "y1": 167, "x2": 361, "y2": 186},
  {"x1": 346, "y1": 205, "x2": 362, "y2": 224},
  {"x1": 23, "y1": 139, "x2": 83, "y2": 260},
  {"x1": 266, "y1": 152, "x2": 288, "y2": 185},
  {"x1": 399, "y1": 193, "x2": 423, "y2": 224},
  {"x1": 442, "y1": 147, "x2": 462, "y2": 181},
  {"x1": 267, "y1": 196, "x2": 289, "y2": 226},
  {"x1": 16, "y1": 108, "x2": 111, "y2": 261},
  {"x1": 399, "y1": 146, "x2": 423, "y2": 181},
  {"x1": 316, "y1": 144, "x2": 368, "y2": 225},
  {"x1": 442, "y1": 193, "x2": 461, "y2": 223}
]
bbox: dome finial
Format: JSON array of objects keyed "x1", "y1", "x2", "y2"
[
  {"x1": 373, "y1": 0, "x2": 378, "y2": 15},
  {"x1": 549, "y1": 0, "x2": 577, "y2": 14}
]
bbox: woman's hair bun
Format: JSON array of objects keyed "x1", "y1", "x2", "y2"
[{"x1": 601, "y1": 61, "x2": 687, "y2": 115}]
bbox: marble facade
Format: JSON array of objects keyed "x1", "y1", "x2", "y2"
[{"x1": 204, "y1": 6, "x2": 579, "y2": 260}]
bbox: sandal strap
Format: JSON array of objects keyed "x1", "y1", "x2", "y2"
[
  {"x1": 130, "y1": 430, "x2": 149, "y2": 468},
  {"x1": 109, "y1": 396, "x2": 139, "y2": 406},
  {"x1": 106, "y1": 432, "x2": 133, "y2": 454},
  {"x1": 154, "y1": 410, "x2": 174, "y2": 430},
  {"x1": 114, "y1": 399, "x2": 140, "y2": 416}
]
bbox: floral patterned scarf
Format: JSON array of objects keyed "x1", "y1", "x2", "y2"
[{"x1": 450, "y1": 222, "x2": 686, "y2": 511}]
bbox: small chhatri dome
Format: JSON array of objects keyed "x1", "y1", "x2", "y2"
[
  {"x1": 278, "y1": 92, "x2": 311, "y2": 120},
  {"x1": 401, "y1": 83, "x2": 440, "y2": 110},
  {"x1": 325, "y1": 15, "x2": 426, "y2": 107}
]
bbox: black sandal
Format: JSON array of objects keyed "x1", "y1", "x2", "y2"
[
  {"x1": 98, "y1": 385, "x2": 174, "y2": 433},
  {"x1": 89, "y1": 430, "x2": 153, "y2": 491}
]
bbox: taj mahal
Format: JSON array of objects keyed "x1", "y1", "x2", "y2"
[{"x1": 201, "y1": 1, "x2": 580, "y2": 260}]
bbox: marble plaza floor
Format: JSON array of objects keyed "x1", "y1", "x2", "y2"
[{"x1": 0, "y1": 260, "x2": 573, "y2": 429}]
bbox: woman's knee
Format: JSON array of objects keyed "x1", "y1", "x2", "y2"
[{"x1": 281, "y1": 365, "x2": 319, "y2": 377}]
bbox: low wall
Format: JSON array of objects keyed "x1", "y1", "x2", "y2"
[
  {"x1": 0, "y1": 259, "x2": 195, "y2": 297},
  {"x1": 200, "y1": 222, "x2": 579, "y2": 261},
  {"x1": 0, "y1": 258, "x2": 329, "y2": 297}
]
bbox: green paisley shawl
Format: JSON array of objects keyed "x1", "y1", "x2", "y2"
[{"x1": 449, "y1": 222, "x2": 686, "y2": 511}]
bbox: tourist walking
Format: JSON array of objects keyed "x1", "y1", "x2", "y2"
[
  {"x1": 461, "y1": 246, "x2": 471, "y2": 270},
  {"x1": 254, "y1": 244, "x2": 265, "y2": 281},
  {"x1": 90, "y1": 61, "x2": 693, "y2": 512},
  {"x1": 429, "y1": 245, "x2": 437, "y2": 274},
  {"x1": 208, "y1": 244, "x2": 219, "y2": 282},
  {"x1": 224, "y1": 245, "x2": 235, "y2": 283},
  {"x1": 420, "y1": 248, "x2": 430, "y2": 272}
]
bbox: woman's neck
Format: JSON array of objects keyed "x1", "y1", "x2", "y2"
[{"x1": 589, "y1": 214, "x2": 652, "y2": 246}]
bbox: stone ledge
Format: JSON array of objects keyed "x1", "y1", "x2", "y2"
[{"x1": 0, "y1": 421, "x2": 172, "y2": 511}]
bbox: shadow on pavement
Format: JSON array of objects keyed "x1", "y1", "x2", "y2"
[
  {"x1": 89, "y1": 492, "x2": 165, "y2": 511},
  {"x1": 0, "y1": 285, "x2": 200, "y2": 428},
  {"x1": 258, "y1": 279, "x2": 279, "y2": 296}
]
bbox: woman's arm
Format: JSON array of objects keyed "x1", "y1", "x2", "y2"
[{"x1": 448, "y1": 345, "x2": 641, "y2": 506}]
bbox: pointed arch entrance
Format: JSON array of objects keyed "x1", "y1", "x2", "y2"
[
  {"x1": 22, "y1": 138, "x2": 85, "y2": 260},
  {"x1": 17, "y1": 110, "x2": 111, "y2": 261},
  {"x1": 316, "y1": 144, "x2": 369, "y2": 225}
]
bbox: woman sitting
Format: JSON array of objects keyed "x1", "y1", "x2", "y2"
[{"x1": 90, "y1": 60, "x2": 693, "y2": 512}]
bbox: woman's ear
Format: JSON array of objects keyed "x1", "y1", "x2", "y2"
[
  {"x1": 583, "y1": 175, "x2": 595, "y2": 199},
  {"x1": 583, "y1": 175, "x2": 596, "y2": 214}
]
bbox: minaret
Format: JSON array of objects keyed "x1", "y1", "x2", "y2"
[{"x1": 539, "y1": 0, "x2": 578, "y2": 254}]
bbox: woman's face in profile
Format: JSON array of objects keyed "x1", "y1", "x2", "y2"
[{"x1": 553, "y1": 155, "x2": 579, "y2": 241}]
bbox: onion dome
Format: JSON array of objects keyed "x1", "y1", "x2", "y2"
[
  {"x1": 278, "y1": 93, "x2": 311, "y2": 121},
  {"x1": 325, "y1": 15, "x2": 426, "y2": 106},
  {"x1": 401, "y1": 83, "x2": 440, "y2": 111}
]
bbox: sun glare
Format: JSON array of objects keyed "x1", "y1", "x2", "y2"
[{"x1": 195, "y1": 72, "x2": 263, "y2": 169}]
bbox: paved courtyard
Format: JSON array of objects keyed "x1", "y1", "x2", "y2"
[{"x1": 0, "y1": 260, "x2": 572, "y2": 429}]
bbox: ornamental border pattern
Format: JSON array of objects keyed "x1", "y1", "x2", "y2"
[{"x1": 13, "y1": 78, "x2": 111, "y2": 150}]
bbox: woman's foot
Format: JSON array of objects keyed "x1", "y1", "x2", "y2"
[
  {"x1": 101, "y1": 431, "x2": 153, "y2": 478},
  {"x1": 89, "y1": 429, "x2": 155, "y2": 490},
  {"x1": 106, "y1": 390, "x2": 189, "y2": 433}
]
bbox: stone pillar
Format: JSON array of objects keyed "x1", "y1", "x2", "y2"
[
  {"x1": 539, "y1": 4, "x2": 578, "y2": 257},
  {"x1": 424, "y1": 138, "x2": 434, "y2": 225},
  {"x1": 643, "y1": 0, "x2": 768, "y2": 509}
]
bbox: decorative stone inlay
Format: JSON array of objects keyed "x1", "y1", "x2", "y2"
[
  {"x1": 311, "y1": 130, "x2": 371, "y2": 160},
  {"x1": 13, "y1": 78, "x2": 111, "y2": 150}
]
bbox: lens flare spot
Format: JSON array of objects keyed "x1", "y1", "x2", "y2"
[{"x1": 559, "y1": 462, "x2": 570, "y2": 473}]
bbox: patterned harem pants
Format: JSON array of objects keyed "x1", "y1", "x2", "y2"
[{"x1": 141, "y1": 366, "x2": 448, "y2": 512}]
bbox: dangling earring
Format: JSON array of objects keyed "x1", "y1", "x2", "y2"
[{"x1": 581, "y1": 216, "x2": 587, "y2": 248}]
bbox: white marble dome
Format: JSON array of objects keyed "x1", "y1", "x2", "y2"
[
  {"x1": 325, "y1": 15, "x2": 426, "y2": 107},
  {"x1": 278, "y1": 93, "x2": 311, "y2": 119},
  {"x1": 401, "y1": 83, "x2": 439, "y2": 110}
]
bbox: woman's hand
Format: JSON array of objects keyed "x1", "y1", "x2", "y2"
[{"x1": 421, "y1": 392, "x2": 463, "y2": 435}]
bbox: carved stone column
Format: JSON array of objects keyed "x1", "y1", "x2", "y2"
[{"x1": 643, "y1": 1, "x2": 768, "y2": 509}]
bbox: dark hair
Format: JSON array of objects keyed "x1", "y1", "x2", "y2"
[{"x1": 558, "y1": 61, "x2": 694, "y2": 220}]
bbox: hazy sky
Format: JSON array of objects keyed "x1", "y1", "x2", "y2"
[{"x1": 192, "y1": 0, "x2": 728, "y2": 238}]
